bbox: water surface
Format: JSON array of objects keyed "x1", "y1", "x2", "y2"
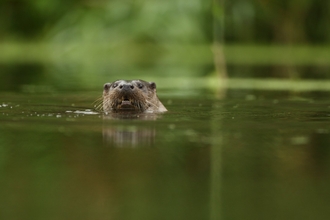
[{"x1": 0, "y1": 88, "x2": 330, "y2": 220}]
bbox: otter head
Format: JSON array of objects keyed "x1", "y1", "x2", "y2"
[{"x1": 102, "y1": 79, "x2": 165, "y2": 113}]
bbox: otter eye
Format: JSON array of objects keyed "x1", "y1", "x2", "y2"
[
  {"x1": 137, "y1": 83, "x2": 143, "y2": 89},
  {"x1": 113, "y1": 83, "x2": 118, "y2": 88}
]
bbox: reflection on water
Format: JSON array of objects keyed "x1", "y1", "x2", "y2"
[
  {"x1": 102, "y1": 112, "x2": 162, "y2": 147},
  {"x1": 103, "y1": 125, "x2": 156, "y2": 147},
  {"x1": 1, "y1": 89, "x2": 330, "y2": 219}
]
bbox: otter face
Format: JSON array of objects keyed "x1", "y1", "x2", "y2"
[{"x1": 102, "y1": 80, "x2": 157, "y2": 112}]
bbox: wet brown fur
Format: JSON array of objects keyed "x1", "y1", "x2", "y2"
[{"x1": 95, "y1": 79, "x2": 167, "y2": 113}]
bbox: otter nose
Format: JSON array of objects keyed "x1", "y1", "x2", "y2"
[{"x1": 119, "y1": 83, "x2": 134, "y2": 90}]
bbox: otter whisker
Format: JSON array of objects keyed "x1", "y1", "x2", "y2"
[
  {"x1": 93, "y1": 98, "x2": 104, "y2": 111},
  {"x1": 102, "y1": 98, "x2": 113, "y2": 112},
  {"x1": 145, "y1": 100, "x2": 159, "y2": 109},
  {"x1": 95, "y1": 102, "x2": 104, "y2": 111},
  {"x1": 93, "y1": 99, "x2": 103, "y2": 106},
  {"x1": 93, "y1": 97, "x2": 103, "y2": 105}
]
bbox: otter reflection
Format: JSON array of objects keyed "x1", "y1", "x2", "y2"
[{"x1": 102, "y1": 112, "x2": 162, "y2": 147}]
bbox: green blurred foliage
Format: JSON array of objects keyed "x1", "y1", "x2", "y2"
[
  {"x1": 0, "y1": 0, "x2": 330, "y2": 91},
  {"x1": 0, "y1": 0, "x2": 81, "y2": 40},
  {"x1": 225, "y1": 0, "x2": 330, "y2": 44},
  {"x1": 1, "y1": 0, "x2": 329, "y2": 44},
  {"x1": 0, "y1": 0, "x2": 211, "y2": 43}
]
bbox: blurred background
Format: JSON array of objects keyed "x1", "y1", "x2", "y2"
[
  {"x1": 1, "y1": 0, "x2": 330, "y2": 92},
  {"x1": 2, "y1": 2, "x2": 330, "y2": 220}
]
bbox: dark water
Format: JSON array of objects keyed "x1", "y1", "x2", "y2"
[{"x1": 1, "y1": 89, "x2": 330, "y2": 220}]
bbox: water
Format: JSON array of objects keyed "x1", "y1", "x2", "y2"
[{"x1": 1, "y1": 88, "x2": 330, "y2": 220}]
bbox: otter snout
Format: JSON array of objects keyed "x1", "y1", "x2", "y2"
[{"x1": 118, "y1": 83, "x2": 134, "y2": 91}]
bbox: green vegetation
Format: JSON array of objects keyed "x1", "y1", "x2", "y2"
[{"x1": 0, "y1": 0, "x2": 330, "y2": 91}]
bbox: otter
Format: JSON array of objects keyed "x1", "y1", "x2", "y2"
[{"x1": 98, "y1": 79, "x2": 167, "y2": 113}]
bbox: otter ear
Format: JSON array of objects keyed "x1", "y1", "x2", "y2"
[
  {"x1": 104, "y1": 83, "x2": 112, "y2": 91},
  {"x1": 149, "y1": 82, "x2": 156, "y2": 90}
]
